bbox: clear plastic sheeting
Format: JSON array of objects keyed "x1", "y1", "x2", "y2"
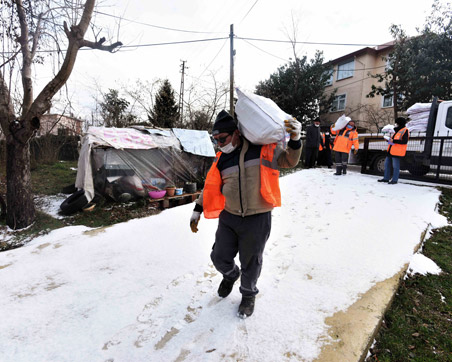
[
  {"x1": 75, "y1": 126, "x2": 215, "y2": 202},
  {"x1": 172, "y1": 128, "x2": 216, "y2": 157},
  {"x1": 91, "y1": 148, "x2": 211, "y2": 201}
]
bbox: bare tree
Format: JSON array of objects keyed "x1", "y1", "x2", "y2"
[
  {"x1": 0, "y1": 0, "x2": 121, "y2": 229},
  {"x1": 182, "y1": 71, "x2": 229, "y2": 130},
  {"x1": 339, "y1": 104, "x2": 395, "y2": 132}
]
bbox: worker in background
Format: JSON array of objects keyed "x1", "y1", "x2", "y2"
[
  {"x1": 330, "y1": 119, "x2": 359, "y2": 175},
  {"x1": 189, "y1": 110, "x2": 302, "y2": 319},
  {"x1": 304, "y1": 118, "x2": 321, "y2": 168},
  {"x1": 318, "y1": 127, "x2": 333, "y2": 168},
  {"x1": 378, "y1": 117, "x2": 410, "y2": 184}
]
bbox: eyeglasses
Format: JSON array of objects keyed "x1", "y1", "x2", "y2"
[{"x1": 213, "y1": 133, "x2": 231, "y2": 144}]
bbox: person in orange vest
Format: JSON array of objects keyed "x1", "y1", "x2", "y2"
[
  {"x1": 330, "y1": 119, "x2": 359, "y2": 175},
  {"x1": 378, "y1": 117, "x2": 410, "y2": 184},
  {"x1": 318, "y1": 128, "x2": 333, "y2": 168},
  {"x1": 189, "y1": 110, "x2": 301, "y2": 318}
]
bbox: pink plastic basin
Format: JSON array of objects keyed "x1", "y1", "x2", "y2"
[{"x1": 149, "y1": 190, "x2": 166, "y2": 199}]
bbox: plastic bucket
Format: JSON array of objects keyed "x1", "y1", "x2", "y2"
[{"x1": 184, "y1": 182, "x2": 197, "y2": 194}]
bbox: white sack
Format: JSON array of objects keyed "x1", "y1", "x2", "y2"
[
  {"x1": 235, "y1": 88, "x2": 291, "y2": 145},
  {"x1": 381, "y1": 124, "x2": 395, "y2": 135},
  {"x1": 408, "y1": 111, "x2": 431, "y2": 121},
  {"x1": 406, "y1": 103, "x2": 431, "y2": 115},
  {"x1": 331, "y1": 114, "x2": 351, "y2": 131}
]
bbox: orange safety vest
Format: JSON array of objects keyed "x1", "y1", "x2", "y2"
[
  {"x1": 331, "y1": 126, "x2": 358, "y2": 153},
  {"x1": 319, "y1": 133, "x2": 325, "y2": 151},
  {"x1": 388, "y1": 127, "x2": 409, "y2": 156},
  {"x1": 203, "y1": 143, "x2": 281, "y2": 219}
]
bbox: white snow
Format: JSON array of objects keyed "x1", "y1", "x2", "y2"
[
  {"x1": 407, "y1": 253, "x2": 442, "y2": 277},
  {"x1": 0, "y1": 169, "x2": 448, "y2": 362}
]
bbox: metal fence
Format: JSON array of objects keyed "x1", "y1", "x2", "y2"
[{"x1": 360, "y1": 136, "x2": 452, "y2": 185}]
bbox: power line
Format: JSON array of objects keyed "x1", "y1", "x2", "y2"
[
  {"x1": 236, "y1": 36, "x2": 380, "y2": 47},
  {"x1": 120, "y1": 37, "x2": 229, "y2": 49},
  {"x1": 94, "y1": 10, "x2": 226, "y2": 35},
  {"x1": 240, "y1": 38, "x2": 288, "y2": 62},
  {"x1": 197, "y1": 39, "x2": 229, "y2": 79},
  {"x1": 239, "y1": 0, "x2": 260, "y2": 24}
]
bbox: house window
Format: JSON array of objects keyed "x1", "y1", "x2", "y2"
[
  {"x1": 384, "y1": 57, "x2": 392, "y2": 71},
  {"x1": 331, "y1": 94, "x2": 346, "y2": 112},
  {"x1": 325, "y1": 70, "x2": 334, "y2": 86},
  {"x1": 337, "y1": 60, "x2": 354, "y2": 80},
  {"x1": 382, "y1": 94, "x2": 393, "y2": 108}
]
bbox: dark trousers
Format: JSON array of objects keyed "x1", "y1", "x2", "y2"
[
  {"x1": 305, "y1": 147, "x2": 319, "y2": 168},
  {"x1": 318, "y1": 149, "x2": 333, "y2": 167},
  {"x1": 210, "y1": 210, "x2": 272, "y2": 296}
]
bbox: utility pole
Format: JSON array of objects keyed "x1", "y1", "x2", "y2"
[
  {"x1": 179, "y1": 60, "x2": 187, "y2": 124},
  {"x1": 229, "y1": 24, "x2": 235, "y2": 116}
]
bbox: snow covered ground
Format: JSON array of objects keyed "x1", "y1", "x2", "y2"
[{"x1": 0, "y1": 169, "x2": 448, "y2": 362}]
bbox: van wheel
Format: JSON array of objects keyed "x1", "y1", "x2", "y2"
[
  {"x1": 60, "y1": 189, "x2": 89, "y2": 215},
  {"x1": 372, "y1": 155, "x2": 386, "y2": 173}
]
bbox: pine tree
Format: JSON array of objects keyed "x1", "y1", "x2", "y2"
[
  {"x1": 149, "y1": 79, "x2": 180, "y2": 128},
  {"x1": 367, "y1": 0, "x2": 452, "y2": 113},
  {"x1": 255, "y1": 51, "x2": 334, "y2": 128}
]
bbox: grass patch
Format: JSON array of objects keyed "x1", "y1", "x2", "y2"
[
  {"x1": 66, "y1": 198, "x2": 161, "y2": 228},
  {"x1": 1, "y1": 160, "x2": 163, "y2": 249},
  {"x1": 0, "y1": 211, "x2": 66, "y2": 251},
  {"x1": 366, "y1": 187, "x2": 452, "y2": 362},
  {"x1": 31, "y1": 161, "x2": 78, "y2": 195}
]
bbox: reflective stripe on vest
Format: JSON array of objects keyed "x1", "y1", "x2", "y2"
[
  {"x1": 333, "y1": 128, "x2": 356, "y2": 153},
  {"x1": 203, "y1": 144, "x2": 281, "y2": 219},
  {"x1": 388, "y1": 127, "x2": 409, "y2": 156}
]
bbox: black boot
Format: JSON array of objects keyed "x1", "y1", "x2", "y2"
[
  {"x1": 217, "y1": 273, "x2": 240, "y2": 298},
  {"x1": 342, "y1": 165, "x2": 347, "y2": 175},
  {"x1": 237, "y1": 295, "x2": 255, "y2": 319},
  {"x1": 334, "y1": 166, "x2": 342, "y2": 175}
]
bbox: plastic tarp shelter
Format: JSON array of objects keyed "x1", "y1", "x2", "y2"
[{"x1": 75, "y1": 126, "x2": 215, "y2": 203}]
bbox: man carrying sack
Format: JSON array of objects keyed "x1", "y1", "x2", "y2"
[{"x1": 189, "y1": 110, "x2": 301, "y2": 318}]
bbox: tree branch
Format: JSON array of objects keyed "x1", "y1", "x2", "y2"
[
  {"x1": 17, "y1": 0, "x2": 121, "y2": 144},
  {"x1": 81, "y1": 38, "x2": 123, "y2": 53},
  {"x1": 14, "y1": 0, "x2": 34, "y2": 117}
]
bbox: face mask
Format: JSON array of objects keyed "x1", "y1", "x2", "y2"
[
  {"x1": 220, "y1": 142, "x2": 237, "y2": 154},
  {"x1": 314, "y1": 124, "x2": 320, "y2": 127},
  {"x1": 347, "y1": 125, "x2": 353, "y2": 129}
]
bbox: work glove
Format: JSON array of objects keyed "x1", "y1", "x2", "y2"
[
  {"x1": 383, "y1": 135, "x2": 390, "y2": 141},
  {"x1": 190, "y1": 211, "x2": 201, "y2": 233},
  {"x1": 353, "y1": 149, "x2": 358, "y2": 155},
  {"x1": 284, "y1": 118, "x2": 301, "y2": 141}
]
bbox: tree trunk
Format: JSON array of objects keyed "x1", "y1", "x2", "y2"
[{"x1": 6, "y1": 139, "x2": 34, "y2": 229}]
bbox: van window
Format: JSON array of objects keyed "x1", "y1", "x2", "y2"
[{"x1": 446, "y1": 107, "x2": 452, "y2": 130}]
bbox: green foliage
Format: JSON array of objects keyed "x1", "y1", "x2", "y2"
[
  {"x1": 255, "y1": 51, "x2": 335, "y2": 128},
  {"x1": 100, "y1": 89, "x2": 137, "y2": 128},
  {"x1": 367, "y1": 0, "x2": 452, "y2": 110},
  {"x1": 149, "y1": 79, "x2": 180, "y2": 128}
]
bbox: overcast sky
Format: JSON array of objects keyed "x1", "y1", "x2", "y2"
[{"x1": 44, "y1": 0, "x2": 436, "y2": 119}]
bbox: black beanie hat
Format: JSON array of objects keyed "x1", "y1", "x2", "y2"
[
  {"x1": 212, "y1": 110, "x2": 237, "y2": 135},
  {"x1": 395, "y1": 117, "x2": 407, "y2": 126}
]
